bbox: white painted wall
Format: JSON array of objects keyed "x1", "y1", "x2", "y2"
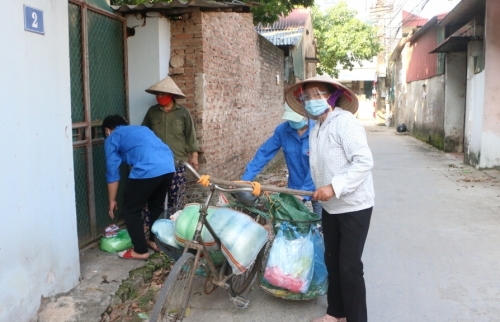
[
  {"x1": 464, "y1": 41, "x2": 485, "y2": 167},
  {"x1": 126, "y1": 13, "x2": 171, "y2": 125},
  {"x1": 0, "y1": 1, "x2": 80, "y2": 321},
  {"x1": 400, "y1": 77, "x2": 444, "y2": 134},
  {"x1": 479, "y1": 0, "x2": 500, "y2": 168},
  {"x1": 444, "y1": 54, "x2": 467, "y2": 152}
]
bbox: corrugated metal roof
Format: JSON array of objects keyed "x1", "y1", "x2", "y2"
[
  {"x1": 255, "y1": 8, "x2": 310, "y2": 46},
  {"x1": 438, "y1": 0, "x2": 485, "y2": 27},
  {"x1": 257, "y1": 28, "x2": 303, "y2": 46},
  {"x1": 407, "y1": 24, "x2": 439, "y2": 82},
  {"x1": 409, "y1": 16, "x2": 437, "y2": 43},
  {"x1": 429, "y1": 20, "x2": 484, "y2": 53},
  {"x1": 111, "y1": 0, "x2": 252, "y2": 14},
  {"x1": 408, "y1": 12, "x2": 449, "y2": 44},
  {"x1": 256, "y1": 8, "x2": 310, "y2": 30},
  {"x1": 429, "y1": 36, "x2": 476, "y2": 53},
  {"x1": 402, "y1": 10, "x2": 428, "y2": 28}
]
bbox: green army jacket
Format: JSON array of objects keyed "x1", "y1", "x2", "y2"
[{"x1": 142, "y1": 103, "x2": 199, "y2": 163}]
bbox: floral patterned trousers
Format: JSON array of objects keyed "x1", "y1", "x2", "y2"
[{"x1": 142, "y1": 165, "x2": 187, "y2": 228}]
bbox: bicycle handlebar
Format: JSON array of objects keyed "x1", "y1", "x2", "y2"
[
  {"x1": 182, "y1": 161, "x2": 254, "y2": 194},
  {"x1": 180, "y1": 161, "x2": 314, "y2": 197}
]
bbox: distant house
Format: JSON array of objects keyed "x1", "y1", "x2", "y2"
[
  {"x1": 375, "y1": 7, "x2": 429, "y2": 125},
  {"x1": 430, "y1": 0, "x2": 499, "y2": 168},
  {"x1": 337, "y1": 60, "x2": 377, "y2": 103},
  {"x1": 389, "y1": 13, "x2": 449, "y2": 150},
  {"x1": 256, "y1": 8, "x2": 318, "y2": 89},
  {"x1": 390, "y1": 0, "x2": 500, "y2": 169}
]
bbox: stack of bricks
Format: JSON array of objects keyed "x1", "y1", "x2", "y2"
[{"x1": 169, "y1": 10, "x2": 285, "y2": 204}]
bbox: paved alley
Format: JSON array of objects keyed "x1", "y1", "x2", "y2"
[
  {"x1": 181, "y1": 124, "x2": 500, "y2": 322},
  {"x1": 364, "y1": 124, "x2": 500, "y2": 321},
  {"x1": 37, "y1": 124, "x2": 500, "y2": 322}
]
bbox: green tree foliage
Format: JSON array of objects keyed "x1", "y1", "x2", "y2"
[
  {"x1": 312, "y1": 1, "x2": 382, "y2": 77},
  {"x1": 251, "y1": 0, "x2": 313, "y2": 25},
  {"x1": 111, "y1": 0, "x2": 313, "y2": 25}
]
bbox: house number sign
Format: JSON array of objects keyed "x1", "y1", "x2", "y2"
[{"x1": 24, "y1": 5, "x2": 45, "y2": 35}]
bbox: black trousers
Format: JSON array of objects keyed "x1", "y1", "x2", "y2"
[
  {"x1": 122, "y1": 173, "x2": 174, "y2": 254},
  {"x1": 322, "y1": 207, "x2": 373, "y2": 322}
]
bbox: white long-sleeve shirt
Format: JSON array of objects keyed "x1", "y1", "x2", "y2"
[{"x1": 310, "y1": 108, "x2": 375, "y2": 214}]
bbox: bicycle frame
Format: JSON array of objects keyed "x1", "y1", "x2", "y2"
[
  {"x1": 179, "y1": 161, "x2": 316, "y2": 287},
  {"x1": 181, "y1": 185, "x2": 235, "y2": 290},
  {"x1": 150, "y1": 162, "x2": 316, "y2": 321}
]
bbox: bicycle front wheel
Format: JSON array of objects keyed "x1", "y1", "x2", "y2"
[{"x1": 150, "y1": 252, "x2": 196, "y2": 322}]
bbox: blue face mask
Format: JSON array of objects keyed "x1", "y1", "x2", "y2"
[
  {"x1": 304, "y1": 99, "x2": 329, "y2": 117},
  {"x1": 288, "y1": 118, "x2": 308, "y2": 130}
]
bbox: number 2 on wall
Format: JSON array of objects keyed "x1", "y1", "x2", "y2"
[{"x1": 32, "y1": 12, "x2": 38, "y2": 28}]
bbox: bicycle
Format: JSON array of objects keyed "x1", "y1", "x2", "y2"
[{"x1": 150, "y1": 161, "x2": 313, "y2": 322}]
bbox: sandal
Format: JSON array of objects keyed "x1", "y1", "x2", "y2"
[{"x1": 118, "y1": 249, "x2": 148, "y2": 261}]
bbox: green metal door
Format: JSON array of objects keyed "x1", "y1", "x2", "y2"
[{"x1": 68, "y1": 0, "x2": 129, "y2": 247}]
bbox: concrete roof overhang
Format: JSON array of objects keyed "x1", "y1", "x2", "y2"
[{"x1": 429, "y1": 36, "x2": 480, "y2": 53}]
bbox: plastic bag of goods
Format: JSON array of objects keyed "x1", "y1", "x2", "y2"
[
  {"x1": 174, "y1": 203, "x2": 219, "y2": 251},
  {"x1": 310, "y1": 225, "x2": 328, "y2": 294},
  {"x1": 152, "y1": 219, "x2": 181, "y2": 249},
  {"x1": 266, "y1": 193, "x2": 320, "y2": 234},
  {"x1": 208, "y1": 207, "x2": 268, "y2": 275},
  {"x1": 100, "y1": 229, "x2": 133, "y2": 253},
  {"x1": 264, "y1": 223, "x2": 314, "y2": 293}
]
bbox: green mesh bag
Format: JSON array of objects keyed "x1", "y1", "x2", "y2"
[{"x1": 266, "y1": 193, "x2": 320, "y2": 234}]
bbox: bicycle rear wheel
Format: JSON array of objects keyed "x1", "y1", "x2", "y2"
[
  {"x1": 150, "y1": 252, "x2": 196, "y2": 322},
  {"x1": 227, "y1": 247, "x2": 264, "y2": 296}
]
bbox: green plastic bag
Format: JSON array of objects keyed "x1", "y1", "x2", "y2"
[
  {"x1": 100, "y1": 229, "x2": 133, "y2": 253},
  {"x1": 266, "y1": 193, "x2": 320, "y2": 234}
]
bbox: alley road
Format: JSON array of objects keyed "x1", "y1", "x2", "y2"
[{"x1": 182, "y1": 124, "x2": 500, "y2": 322}]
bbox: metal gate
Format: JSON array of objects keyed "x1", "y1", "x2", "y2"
[{"x1": 68, "y1": 0, "x2": 129, "y2": 247}]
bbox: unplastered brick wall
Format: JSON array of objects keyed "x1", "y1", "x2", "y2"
[{"x1": 169, "y1": 11, "x2": 284, "y2": 204}]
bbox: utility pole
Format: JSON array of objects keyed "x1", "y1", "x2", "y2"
[{"x1": 371, "y1": 0, "x2": 393, "y2": 125}]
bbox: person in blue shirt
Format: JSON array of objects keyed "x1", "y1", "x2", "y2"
[
  {"x1": 242, "y1": 104, "x2": 322, "y2": 217},
  {"x1": 102, "y1": 115, "x2": 175, "y2": 260}
]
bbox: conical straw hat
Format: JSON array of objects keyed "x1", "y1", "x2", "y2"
[
  {"x1": 145, "y1": 76, "x2": 186, "y2": 98},
  {"x1": 284, "y1": 75, "x2": 358, "y2": 115}
]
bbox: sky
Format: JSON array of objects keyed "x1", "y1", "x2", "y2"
[
  {"x1": 401, "y1": 0, "x2": 460, "y2": 19},
  {"x1": 316, "y1": 0, "x2": 460, "y2": 19}
]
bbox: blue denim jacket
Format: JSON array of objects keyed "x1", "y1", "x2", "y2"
[
  {"x1": 242, "y1": 120, "x2": 316, "y2": 200},
  {"x1": 105, "y1": 125, "x2": 175, "y2": 183}
]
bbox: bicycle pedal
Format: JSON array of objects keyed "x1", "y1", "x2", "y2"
[{"x1": 229, "y1": 295, "x2": 249, "y2": 309}]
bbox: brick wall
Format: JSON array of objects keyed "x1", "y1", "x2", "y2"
[{"x1": 169, "y1": 11, "x2": 285, "y2": 204}]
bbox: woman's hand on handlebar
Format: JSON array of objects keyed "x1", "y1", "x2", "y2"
[{"x1": 312, "y1": 184, "x2": 335, "y2": 202}]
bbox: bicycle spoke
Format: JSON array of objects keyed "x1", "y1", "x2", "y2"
[{"x1": 151, "y1": 253, "x2": 196, "y2": 322}]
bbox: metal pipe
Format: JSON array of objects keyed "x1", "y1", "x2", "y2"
[{"x1": 181, "y1": 161, "x2": 314, "y2": 197}]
